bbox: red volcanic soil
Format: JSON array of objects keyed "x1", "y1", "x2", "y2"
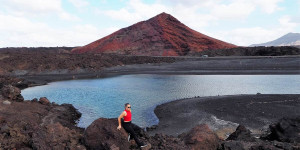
[{"x1": 72, "y1": 12, "x2": 237, "y2": 56}]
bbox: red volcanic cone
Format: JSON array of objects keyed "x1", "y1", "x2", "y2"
[{"x1": 72, "y1": 12, "x2": 237, "y2": 56}]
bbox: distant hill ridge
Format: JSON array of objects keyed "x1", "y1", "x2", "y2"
[
  {"x1": 71, "y1": 12, "x2": 237, "y2": 56},
  {"x1": 251, "y1": 33, "x2": 300, "y2": 47}
]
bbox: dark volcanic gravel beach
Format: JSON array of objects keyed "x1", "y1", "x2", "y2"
[
  {"x1": 103, "y1": 56, "x2": 300, "y2": 75},
  {"x1": 18, "y1": 56, "x2": 300, "y2": 86},
  {"x1": 149, "y1": 94, "x2": 300, "y2": 138}
]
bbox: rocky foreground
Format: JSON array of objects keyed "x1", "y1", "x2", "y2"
[{"x1": 0, "y1": 75, "x2": 299, "y2": 150}]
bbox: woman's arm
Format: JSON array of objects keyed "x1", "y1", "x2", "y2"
[{"x1": 117, "y1": 111, "x2": 126, "y2": 130}]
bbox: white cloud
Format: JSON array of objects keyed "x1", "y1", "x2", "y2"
[
  {"x1": 279, "y1": 16, "x2": 298, "y2": 29},
  {"x1": 99, "y1": 0, "x2": 284, "y2": 29},
  {"x1": 252, "y1": 0, "x2": 284, "y2": 14},
  {"x1": 170, "y1": 5, "x2": 217, "y2": 31},
  {"x1": 0, "y1": 14, "x2": 116, "y2": 47},
  {"x1": 165, "y1": 0, "x2": 283, "y2": 14},
  {"x1": 215, "y1": 27, "x2": 278, "y2": 46},
  {"x1": 291, "y1": 15, "x2": 300, "y2": 23},
  {"x1": 0, "y1": 0, "x2": 295, "y2": 47},
  {"x1": 211, "y1": 1, "x2": 255, "y2": 19},
  {"x1": 101, "y1": 8, "x2": 142, "y2": 23},
  {"x1": 0, "y1": 0, "x2": 80, "y2": 21},
  {"x1": 67, "y1": 0, "x2": 89, "y2": 9},
  {"x1": 97, "y1": 0, "x2": 216, "y2": 31},
  {"x1": 59, "y1": 12, "x2": 81, "y2": 21},
  {"x1": 164, "y1": 0, "x2": 217, "y2": 8},
  {"x1": 0, "y1": 0, "x2": 62, "y2": 14},
  {"x1": 98, "y1": 0, "x2": 170, "y2": 24},
  {"x1": 214, "y1": 16, "x2": 298, "y2": 46},
  {"x1": 97, "y1": 0, "x2": 290, "y2": 46}
]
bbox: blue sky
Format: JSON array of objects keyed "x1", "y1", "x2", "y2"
[{"x1": 0, "y1": 0, "x2": 299, "y2": 47}]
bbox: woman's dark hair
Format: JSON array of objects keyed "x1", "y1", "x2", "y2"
[{"x1": 125, "y1": 103, "x2": 130, "y2": 107}]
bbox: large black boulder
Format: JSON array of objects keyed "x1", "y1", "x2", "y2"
[
  {"x1": 267, "y1": 116, "x2": 300, "y2": 143},
  {"x1": 226, "y1": 125, "x2": 255, "y2": 142}
]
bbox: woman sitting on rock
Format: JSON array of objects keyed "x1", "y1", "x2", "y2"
[{"x1": 117, "y1": 103, "x2": 147, "y2": 148}]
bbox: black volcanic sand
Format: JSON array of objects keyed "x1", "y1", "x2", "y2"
[
  {"x1": 20, "y1": 56, "x2": 300, "y2": 86},
  {"x1": 148, "y1": 94, "x2": 300, "y2": 138},
  {"x1": 103, "y1": 56, "x2": 300, "y2": 74}
]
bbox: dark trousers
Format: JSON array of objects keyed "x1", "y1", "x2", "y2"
[{"x1": 122, "y1": 121, "x2": 143, "y2": 146}]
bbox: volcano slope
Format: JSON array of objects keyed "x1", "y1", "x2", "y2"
[{"x1": 72, "y1": 12, "x2": 236, "y2": 56}]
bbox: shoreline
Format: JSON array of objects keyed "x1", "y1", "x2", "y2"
[
  {"x1": 16, "y1": 56, "x2": 300, "y2": 131},
  {"x1": 13, "y1": 56, "x2": 300, "y2": 134},
  {"x1": 19, "y1": 72, "x2": 300, "y2": 133},
  {"x1": 16, "y1": 55, "x2": 300, "y2": 87},
  {"x1": 18, "y1": 70, "x2": 300, "y2": 88},
  {"x1": 148, "y1": 94, "x2": 300, "y2": 138}
]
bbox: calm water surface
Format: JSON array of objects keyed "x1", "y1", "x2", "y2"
[{"x1": 21, "y1": 75, "x2": 300, "y2": 128}]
